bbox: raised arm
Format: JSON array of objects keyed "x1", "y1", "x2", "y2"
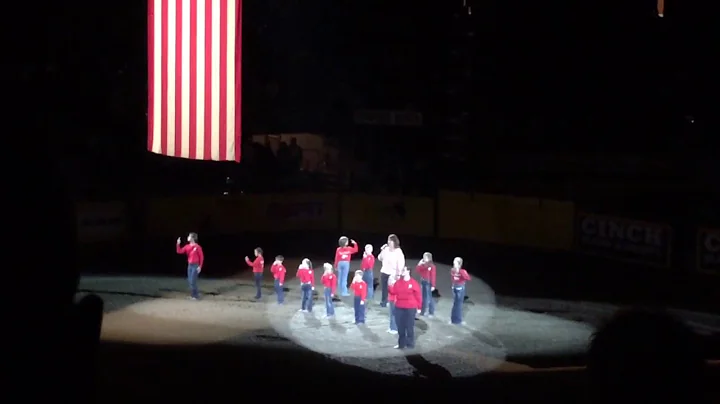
[{"x1": 377, "y1": 245, "x2": 387, "y2": 262}]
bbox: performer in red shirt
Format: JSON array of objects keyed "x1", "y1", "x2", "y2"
[
  {"x1": 361, "y1": 244, "x2": 376, "y2": 301},
  {"x1": 387, "y1": 274, "x2": 399, "y2": 334},
  {"x1": 388, "y1": 267, "x2": 421, "y2": 349},
  {"x1": 321, "y1": 263, "x2": 337, "y2": 318},
  {"x1": 450, "y1": 257, "x2": 472, "y2": 325},
  {"x1": 334, "y1": 236, "x2": 358, "y2": 296},
  {"x1": 177, "y1": 233, "x2": 204, "y2": 300},
  {"x1": 297, "y1": 259, "x2": 315, "y2": 312},
  {"x1": 245, "y1": 248, "x2": 265, "y2": 299},
  {"x1": 350, "y1": 270, "x2": 368, "y2": 324},
  {"x1": 270, "y1": 255, "x2": 286, "y2": 304},
  {"x1": 416, "y1": 252, "x2": 437, "y2": 317}
]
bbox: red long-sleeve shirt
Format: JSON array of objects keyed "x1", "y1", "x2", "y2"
[
  {"x1": 351, "y1": 281, "x2": 367, "y2": 301},
  {"x1": 321, "y1": 273, "x2": 337, "y2": 295},
  {"x1": 451, "y1": 269, "x2": 471, "y2": 286},
  {"x1": 361, "y1": 254, "x2": 375, "y2": 271},
  {"x1": 270, "y1": 263, "x2": 286, "y2": 284},
  {"x1": 177, "y1": 243, "x2": 204, "y2": 267},
  {"x1": 389, "y1": 278, "x2": 422, "y2": 310},
  {"x1": 416, "y1": 262, "x2": 436, "y2": 287},
  {"x1": 334, "y1": 243, "x2": 359, "y2": 268},
  {"x1": 245, "y1": 256, "x2": 264, "y2": 273},
  {"x1": 297, "y1": 267, "x2": 315, "y2": 285}
]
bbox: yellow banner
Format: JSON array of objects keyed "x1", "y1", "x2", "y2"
[
  {"x1": 438, "y1": 191, "x2": 574, "y2": 250},
  {"x1": 210, "y1": 193, "x2": 339, "y2": 233},
  {"x1": 341, "y1": 194, "x2": 434, "y2": 237},
  {"x1": 76, "y1": 201, "x2": 128, "y2": 243},
  {"x1": 145, "y1": 196, "x2": 215, "y2": 238}
]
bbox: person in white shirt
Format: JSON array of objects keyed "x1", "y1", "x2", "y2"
[{"x1": 378, "y1": 234, "x2": 405, "y2": 308}]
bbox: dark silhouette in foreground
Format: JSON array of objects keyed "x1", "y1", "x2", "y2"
[{"x1": 587, "y1": 308, "x2": 709, "y2": 403}]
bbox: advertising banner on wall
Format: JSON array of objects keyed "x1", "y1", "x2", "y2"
[
  {"x1": 574, "y1": 213, "x2": 672, "y2": 267},
  {"x1": 697, "y1": 228, "x2": 720, "y2": 274}
]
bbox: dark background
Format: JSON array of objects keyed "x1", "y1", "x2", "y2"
[{"x1": 11, "y1": 0, "x2": 720, "y2": 401}]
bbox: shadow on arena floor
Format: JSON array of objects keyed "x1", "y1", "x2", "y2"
[
  {"x1": 95, "y1": 340, "x2": 582, "y2": 403},
  {"x1": 94, "y1": 341, "x2": 720, "y2": 403}
]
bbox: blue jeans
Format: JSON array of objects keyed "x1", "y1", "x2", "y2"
[
  {"x1": 301, "y1": 284, "x2": 313, "y2": 312},
  {"x1": 253, "y1": 273, "x2": 263, "y2": 298},
  {"x1": 353, "y1": 296, "x2": 365, "y2": 324},
  {"x1": 187, "y1": 264, "x2": 199, "y2": 298},
  {"x1": 324, "y1": 288, "x2": 335, "y2": 316},
  {"x1": 274, "y1": 279, "x2": 284, "y2": 304},
  {"x1": 389, "y1": 302, "x2": 397, "y2": 331},
  {"x1": 362, "y1": 270, "x2": 374, "y2": 300},
  {"x1": 451, "y1": 285, "x2": 466, "y2": 324},
  {"x1": 380, "y1": 273, "x2": 390, "y2": 307},
  {"x1": 395, "y1": 307, "x2": 416, "y2": 349},
  {"x1": 337, "y1": 261, "x2": 350, "y2": 296},
  {"x1": 420, "y1": 279, "x2": 435, "y2": 315}
]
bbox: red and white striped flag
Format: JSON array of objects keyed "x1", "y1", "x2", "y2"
[{"x1": 148, "y1": 0, "x2": 242, "y2": 162}]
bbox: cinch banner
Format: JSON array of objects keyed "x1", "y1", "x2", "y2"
[
  {"x1": 574, "y1": 213, "x2": 672, "y2": 267},
  {"x1": 697, "y1": 228, "x2": 720, "y2": 274},
  {"x1": 210, "y1": 193, "x2": 339, "y2": 233},
  {"x1": 76, "y1": 201, "x2": 127, "y2": 243},
  {"x1": 341, "y1": 194, "x2": 434, "y2": 237}
]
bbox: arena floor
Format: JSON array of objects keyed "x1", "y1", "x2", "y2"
[{"x1": 77, "y1": 258, "x2": 720, "y2": 377}]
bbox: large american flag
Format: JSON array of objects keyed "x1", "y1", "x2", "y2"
[{"x1": 148, "y1": 0, "x2": 242, "y2": 162}]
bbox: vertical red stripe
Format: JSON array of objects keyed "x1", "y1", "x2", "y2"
[
  {"x1": 174, "y1": 0, "x2": 183, "y2": 157},
  {"x1": 235, "y1": 0, "x2": 242, "y2": 162},
  {"x1": 188, "y1": 0, "x2": 197, "y2": 160},
  {"x1": 203, "y1": 0, "x2": 213, "y2": 160},
  {"x1": 218, "y1": 0, "x2": 228, "y2": 161},
  {"x1": 160, "y1": 0, "x2": 169, "y2": 156},
  {"x1": 148, "y1": 0, "x2": 155, "y2": 152}
]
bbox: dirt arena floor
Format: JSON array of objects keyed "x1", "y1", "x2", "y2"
[{"x1": 78, "y1": 258, "x2": 720, "y2": 379}]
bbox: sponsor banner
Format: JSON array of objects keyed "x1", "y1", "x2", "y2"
[
  {"x1": 145, "y1": 196, "x2": 215, "y2": 238},
  {"x1": 209, "y1": 193, "x2": 339, "y2": 234},
  {"x1": 76, "y1": 201, "x2": 127, "y2": 243},
  {"x1": 574, "y1": 213, "x2": 672, "y2": 267},
  {"x1": 697, "y1": 228, "x2": 720, "y2": 274},
  {"x1": 341, "y1": 194, "x2": 434, "y2": 237}
]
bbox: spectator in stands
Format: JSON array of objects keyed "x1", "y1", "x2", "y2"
[
  {"x1": 276, "y1": 141, "x2": 292, "y2": 176},
  {"x1": 288, "y1": 137, "x2": 303, "y2": 171},
  {"x1": 586, "y1": 308, "x2": 708, "y2": 403}
]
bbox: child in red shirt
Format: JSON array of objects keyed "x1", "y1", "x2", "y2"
[
  {"x1": 270, "y1": 255, "x2": 286, "y2": 304},
  {"x1": 350, "y1": 270, "x2": 368, "y2": 324},
  {"x1": 450, "y1": 257, "x2": 472, "y2": 325},
  {"x1": 320, "y1": 263, "x2": 337, "y2": 318},
  {"x1": 297, "y1": 258, "x2": 315, "y2": 312},
  {"x1": 361, "y1": 244, "x2": 376, "y2": 301}
]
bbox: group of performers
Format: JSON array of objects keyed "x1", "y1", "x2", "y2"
[{"x1": 176, "y1": 232, "x2": 472, "y2": 350}]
